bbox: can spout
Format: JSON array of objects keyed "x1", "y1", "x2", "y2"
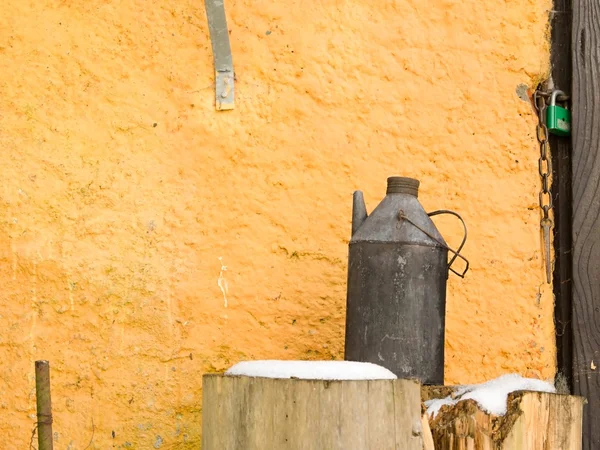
[{"x1": 351, "y1": 191, "x2": 368, "y2": 236}]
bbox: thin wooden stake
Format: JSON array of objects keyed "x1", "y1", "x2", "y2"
[{"x1": 35, "y1": 360, "x2": 53, "y2": 450}]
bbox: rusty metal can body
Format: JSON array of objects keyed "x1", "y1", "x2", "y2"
[{"x1": 344, "y1": 177, "x2": 452, "y2": 385}]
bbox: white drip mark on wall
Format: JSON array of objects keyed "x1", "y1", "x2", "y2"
[
  {"x1": 32, "y1": 261, "x2": 37, "y2": 303},
  {"x1": 119, "y1": 323, "x2": 125, "y2": 353},
  {"x1": 68, "y1": 279, "x2": 75, "y2": 311},
  {"x1": 217, "y1": 257, "x2": 229, "y2": 308},
  {"x1": 30, "y1": 261, "x2": 38, "y2": 350},
  {"x1": 61, "y1": 245, "x2": 73, "y2": 312},
  {"x1": 165, "y1": 266, "x2": 174, "y2": 328},
  {"x1": 11, "y1": 240, "x2": 16, "y2": 281}
]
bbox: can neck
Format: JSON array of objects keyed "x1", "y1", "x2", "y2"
[{"x1": 386, "y1": 177, "x2": 420, "y2": 197}]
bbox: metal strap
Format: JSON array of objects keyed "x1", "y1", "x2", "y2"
[{"x1": 205, "y1": 0, "x2": 234, "y2": 110}]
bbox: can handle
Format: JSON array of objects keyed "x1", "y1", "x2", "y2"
[
  {"x1": 428, "y1": 210, "x2": 469, "y2": 278},
  {"x1": 397, "y1": 209, "x2": 470, "y2": 278}
]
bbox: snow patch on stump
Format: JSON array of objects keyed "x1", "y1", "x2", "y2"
[
  {"x1": 425, "y1": 373, "x2": 556, "y2": 418},
  {"x1": 225, "y1": 360, "x2": 398, "y2": 380}
]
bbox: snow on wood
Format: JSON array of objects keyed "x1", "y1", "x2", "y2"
[
  {"x1": 423, "y1": 376, "x2": 583, "y2": 450},
  {"x1": 424, "y1": 373, "x2": 556, "y2": 417},
  {"x1": 225, "y1": 360, "x2": 397, "y2": 380}
]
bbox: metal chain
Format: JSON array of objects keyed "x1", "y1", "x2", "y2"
[
  {"x1": 533, "y1": 88, "x2": 570, "y2": 283},
  {"x1": 533, "y1": 89, "x2": 555, "y2": 283},
  {"x1": 533, "y1": 90, "x2": 553, "y2": 226}
]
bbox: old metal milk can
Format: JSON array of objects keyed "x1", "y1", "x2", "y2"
[{"x1": 344, "y1": 176, "x2": 468, "y2": 385}]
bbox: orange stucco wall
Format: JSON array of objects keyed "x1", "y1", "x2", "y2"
[{"x1": 0, "y1": 0, "x2": 554, "y2": 448}]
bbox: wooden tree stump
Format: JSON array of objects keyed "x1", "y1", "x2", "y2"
[
  {"x1": 424, "y1": 388, "x2": 584, "y2": 450},
  {"x1": 202, "y1": 374, "x2": 425, "y2": 450}
]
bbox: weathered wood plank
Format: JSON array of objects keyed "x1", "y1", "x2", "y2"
[
  {"x1": 339, "y1": 380, "x2": 369, "y2": 449},
  {"x1": 571, "y1": 0, "x2": 600, "y2": 448},
  {"x1": 501, "y1": 392, "x2": 583, "y2": 450},
  {"x1": 393, "y1": 379, "x2": 426, "y2": 450},
  {"x1": 421, "y1": 414, "x2": 435, "y2": 450},
  {"x1": 366, "y1": 380, "x2": 396, "y2": 450},
  {"x1": 202, "y1": 375, "x2": 423, "y2": 449},
  {"x1": 318, "y1": 380, "x2": 343, "y2": 449}
]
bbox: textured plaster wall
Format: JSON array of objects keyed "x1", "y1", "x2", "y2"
[{"x1": 0, "y1": 0, "x2": 554, "y2": 448}]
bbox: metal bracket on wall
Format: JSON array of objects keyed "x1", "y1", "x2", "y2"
[{"x1": 205, "y1": 0, "x2": 234, "y2": 110}]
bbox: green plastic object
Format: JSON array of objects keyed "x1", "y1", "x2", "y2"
[{"x1": 546, "y1": 90, "x2": 571, "y2": 137}]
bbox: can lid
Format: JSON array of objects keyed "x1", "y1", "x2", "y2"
[{"x1": 386, "y1": 177, "x2": 420, "y2": 196}]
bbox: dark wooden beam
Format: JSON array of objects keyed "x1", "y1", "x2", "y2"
[
  {"x1": 550, "y1": 0, "x2": 573, "y2": 393},
  {"x1": 571, "y1": 1, "x2": 600, "y2": 448}
]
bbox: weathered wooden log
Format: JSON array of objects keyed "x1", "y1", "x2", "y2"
[
  {"x1": 423, "y1": 387, "x2": 584, "y2": 450},
  {"x1": 202, "y1": 374, "x2": 425, "y2": 450}
]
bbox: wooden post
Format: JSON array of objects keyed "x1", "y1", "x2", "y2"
[
  {"x1": 424, "y1": 389, "x2": 584, "y2": 450},
  {"x1": 549, "y1": 0, "x2": 573, "y2": 394},
  {"x1": 35, "y1": 360, "x2": 54, "y2": 450},
  {"x1": 571, "y1": 1, "x2": 600, "y2": 448},
  {"x1": 202, "y1": 374, "x2": 424, "y2": 450}
]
